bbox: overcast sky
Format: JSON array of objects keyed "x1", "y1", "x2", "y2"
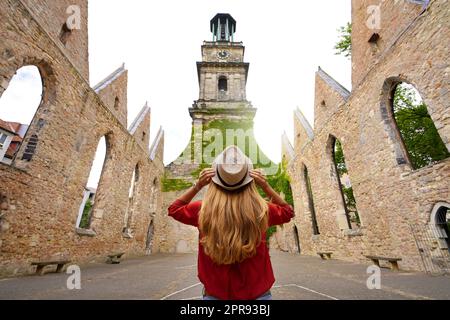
[{"x1": 0, "y1": 0, "x2": 352, "y2": 186}]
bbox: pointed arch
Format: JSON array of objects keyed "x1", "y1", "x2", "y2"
[
  {"x1": 76, "y1": 134, "x2": 112, "y2": 233},
  {"x1": 328, "y1": 135, "x2": 360, "y2": 230}
]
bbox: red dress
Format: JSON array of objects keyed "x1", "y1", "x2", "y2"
[{"x1": 168, "y1": 199, "x2": 295, "y2": 300}]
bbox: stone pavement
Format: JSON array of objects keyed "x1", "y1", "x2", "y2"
[{"x1": 0, "y1": 252, "x2": 449, "y2": 300}]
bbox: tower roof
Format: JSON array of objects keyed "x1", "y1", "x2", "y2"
[{"x1": 210, "y1": 13, "x2": 236, "y2": 34}]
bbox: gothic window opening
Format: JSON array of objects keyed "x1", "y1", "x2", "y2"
[
  {"x1": 76, "y1": 136, "x2": 109, "y2": 232},
  {"x1": 123, "y1": 164, "x2": 139, "y2": 237},
  {"x1": 114, "y1": 97, "x2": 120, "y2": 111},
  {"x1": 331, "y1": 136, "x2": 360, "y2": 229},
  {"x1": 0, "y1": 66, "x2": 43, "y2": 165},
  {"x1": 389, "y1": 82, "x2": 449, "y2": 170},
  {"x1": 304, "y1": 165, "x2": 320, "y2": 235},
  {"x1": 220, "y1": 23, "x2": 226, "y2": 40},
  {"x1": 218, "y1": 77, "x2": 228, "y2": 92}
]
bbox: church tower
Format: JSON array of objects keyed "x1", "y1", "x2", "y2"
[
  {"x1": 191, "y1": 13, "x2": 255, "y2": 122},
  {"x1": 163, "y1": 14, "x2": 277, "y2": 206},
  {"x1": 160, "y1": 13, "x2": 278, "y2": 253}
]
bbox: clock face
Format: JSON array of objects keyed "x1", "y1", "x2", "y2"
[{"x1": 217, "y1": 50, "x2": 230, "y2": 60}]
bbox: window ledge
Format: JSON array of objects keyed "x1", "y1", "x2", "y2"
[
  {"x1": 312, "y1": 235, "x2": 321, "y2": 241},
  {"x1": 344, "y1": 228, "x2": 364, "y2": 237},
  {"x1": 75, "y1": 228, "x2": 97, "y2": 237}
]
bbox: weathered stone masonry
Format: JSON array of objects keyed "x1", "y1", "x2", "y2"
[
  {"x1": 281, "y1": 0, "x2": 449, "y2": 272},
  {"x1": 0, "y1": 0, "x2": 164, "y2": 277}
]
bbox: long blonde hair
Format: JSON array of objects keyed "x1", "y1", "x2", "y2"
[{"x1": 199, "y1": 181, "x2": 269, "y2": 265}]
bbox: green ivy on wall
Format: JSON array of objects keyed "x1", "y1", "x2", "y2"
[
  {"x1": 261, "y1": 159, "x2": 295, "y2": 242},
  {"x1": 162, "y1": 177, "x2": 193, "y2": 192}
]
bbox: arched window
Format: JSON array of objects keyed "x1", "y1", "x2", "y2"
[
  {"x1": 388, "y1": 82, "x2": 449, "y2": 169},
  {"x1": 330, "y1": 136, "x2": 360, "y2": 229},
  {"x1": 123, "y1": 164, "x2": 139, "y2": 237},
  {"x1": 76, "y1": 136, "x2": 108, "y2": 232},
  {"x1": 218, "y1": 76, "x2": 228, "y2": 92},
  {"x1": 431, "y1": 203, "x2": 450, "y2": 251},
  {"x1": 114, "y1": 97, "x2": 120, "y2": 111},
  {"x1": 0, "y1": 66, "x2": 42, "y2": 165},
  {"x1": 303, "y1": 165, "x2": 320, "y2": 235}
]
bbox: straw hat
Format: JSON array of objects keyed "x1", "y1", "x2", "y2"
[{"x1": 212, "y1": 145, "x2": 254, "y2": 191}]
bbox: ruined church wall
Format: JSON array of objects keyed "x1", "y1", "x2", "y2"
[
  {"x1": 0, "y1": 0, "x2": 164, "y2": 277},
  {"x1": 284, "y1": 0, "x2": 449, "y2": 271}
]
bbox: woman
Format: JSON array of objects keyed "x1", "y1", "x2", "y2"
[{"x1": 168, "y1": 146, "x2": 294, "y2": 300}]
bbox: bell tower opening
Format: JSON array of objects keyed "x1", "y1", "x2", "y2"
[{"x1": 211, "y1": 13, "x2": 236, "y2": 42}]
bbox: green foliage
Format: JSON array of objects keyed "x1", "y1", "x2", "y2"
[
  {"x1": 190, "y1": 163, "x2": 212, "y2": 179},
  {"x1": 334, "y1": 139, "x2": 348, "y2": 176},
  {"x1": 204, "y1": 119, "x2": 254, "y2": 132},
  {"x1": 393, "y1": 84, "x2": 449, "y2": 169},
  {"x1": 342, "y1": 186, "x2": 360, "y2": 225},
  {"x1": 267, "y1": 160, "x2": 294, "y2": 207},
  {"x1": 334, "y1": 22, "x2": 352, "y2": 58},
  {"x1": 79, "y1": 198, "x2": 92, "y2": 229},
  {"x1": 162, "y1": 177, "x2": 193, "y2": 192},
  {"x1": 200, "y1": 119, "x2": 276, "y2": 171},
  {"x1": 264, "y1": 160, "x2": 295, "y2": 242},
  {"x1": 266, "y1": 226, "x2": 277, "y2": 242}
]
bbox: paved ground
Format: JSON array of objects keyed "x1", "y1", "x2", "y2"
[{"x1": 0, "y1": 252, "x2": 449, "y2": 300}]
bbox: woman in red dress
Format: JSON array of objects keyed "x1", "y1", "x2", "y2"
[{"x1": 168, "y1": 146, "x2": 295, "y2": 300}]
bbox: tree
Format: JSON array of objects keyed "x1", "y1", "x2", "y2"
[
  {"x1": 79, "y1": 198, "x2": 93, "y2": 229},
  {"x1": 393, "y1": 84, "x2": 450, "y2": 169},
  {"x1": 334, "y1": 22, "x2": 352, "y2": 58}
]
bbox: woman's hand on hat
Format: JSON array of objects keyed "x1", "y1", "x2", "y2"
[
  {"x1": 250, "y1": 169, "x2": 269, "y2": 191},
  {"x1": 196, "y1": 168, "x2": 216, "y2": 191}
]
